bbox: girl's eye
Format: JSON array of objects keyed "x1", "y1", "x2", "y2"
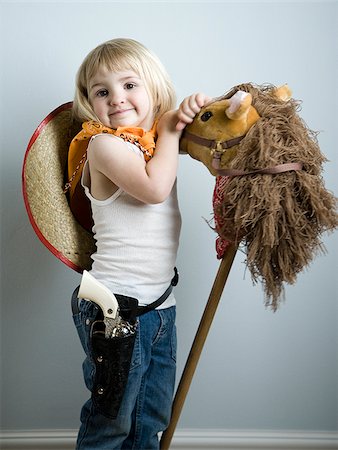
[
  {"x1": 97, "y1": 89, "x2": 108, "y2": 97},
  {"x1": 125, "y1": 83, "x2": 136, "y2": 90}
]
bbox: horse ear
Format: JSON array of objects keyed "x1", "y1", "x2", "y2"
[
  {"x1": 225, "y1": 91, "x2": 253, "y2": 120},
  {"x1": 274, "y1": 84, "x2": 292, "y2": 101}
]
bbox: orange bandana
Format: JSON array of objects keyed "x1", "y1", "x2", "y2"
[
  {"x1": 65, "y1": 120, "x2": 157, "y2": 195},
  {"x1": 64, "y1": 120, "x2": 157, "y2": 232}
]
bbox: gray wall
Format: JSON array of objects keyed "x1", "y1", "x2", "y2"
[{"x1": 1, "y1": 0, "x2": 337, "y2": 433}]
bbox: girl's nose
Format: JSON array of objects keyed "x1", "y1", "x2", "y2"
[{"x1": 108, "y1": 90, "x2": 125, "y2": 105}]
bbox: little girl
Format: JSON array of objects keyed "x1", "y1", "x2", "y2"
[{"x1": 70, "y1": 37, "x2": 210, "y2": 449}]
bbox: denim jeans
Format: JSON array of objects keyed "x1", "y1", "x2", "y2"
[{"x1": 72, "y1": 290, "x2": 177, "y2": 450}]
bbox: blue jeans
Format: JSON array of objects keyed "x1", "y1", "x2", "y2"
[{"x1": 72, "y1": 291, "x2": 177, "y2": 450}]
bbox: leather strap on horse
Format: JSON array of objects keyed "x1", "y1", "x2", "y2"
[
  {"x1": 213, "y1": 157, "x2": 303, "y2": 176},
  {"x1": 182, "y1": 130, "x2": 245, "y2": 150},
  {"x1": 183, "y1": 129, "x2": 303, "y2": 176}
]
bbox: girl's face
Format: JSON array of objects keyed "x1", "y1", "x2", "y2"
[{"x1": 88, "y1": 68, "x2": 154, "y2": 130}]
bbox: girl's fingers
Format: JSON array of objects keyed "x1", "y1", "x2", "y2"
[
  {"x1": 180, "y1": 95, "x2": 201, "y2": 115},
  {"x1": 175, "y1": 120, "x2": 187, "y2": 131},
  {"x1": 196, "y1": 93, "x2": 212, "y2": 107},
  {"x1": 179, "y1": 93, "x2": 212, "y2": 117},
  {"x1": 176, "y1": 93, "x2": 212, "y2": 131}
]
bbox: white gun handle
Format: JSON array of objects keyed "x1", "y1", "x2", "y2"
[{"x1": 78, "y1": 270, "x2": 119, "y2": 319}]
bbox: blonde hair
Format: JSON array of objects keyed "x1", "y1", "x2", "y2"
[{"x1": 72, "y1": 38, "x2": 176, "y2": 124}]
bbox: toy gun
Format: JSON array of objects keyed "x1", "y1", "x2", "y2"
[{"x1": 78, "y1": 270, "x2": 136, "y2": 338}]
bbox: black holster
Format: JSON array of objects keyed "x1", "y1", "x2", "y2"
[{"x1": 75, "y1": 269, "x2": 179, "y2": 419}]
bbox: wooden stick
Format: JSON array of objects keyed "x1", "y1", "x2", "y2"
[{"x1": 160, "y1": 243, "x2": 238, "y2": 449}]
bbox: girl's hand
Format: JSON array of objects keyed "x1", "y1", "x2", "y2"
[
  {"x1": 157, "y1": 109, "x2": 182, "y2": 136},
  {"x1": 175, "y1": 93, "x2": 212, "y2": 131},
  {"x1": 157, "y1": 93, "x2": 212, "y2": 136}
]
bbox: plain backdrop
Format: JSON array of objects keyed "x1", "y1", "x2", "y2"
[{"x1": 1, "y1": 0, "x2": 337, "y2": 434}]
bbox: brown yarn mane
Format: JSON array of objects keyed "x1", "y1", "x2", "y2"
[{"x1": 215, "y1": 83, "x2": 338, "y2": 310}]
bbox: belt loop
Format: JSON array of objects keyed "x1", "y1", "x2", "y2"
[{"x1": 172, "y1": 267, "x2": 179, "y2": 286}]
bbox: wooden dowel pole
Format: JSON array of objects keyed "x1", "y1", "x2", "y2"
[{"x1": 160, "y1": 243, "x2": 238, "y2": 449}]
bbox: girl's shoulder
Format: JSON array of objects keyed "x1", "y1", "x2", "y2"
[{"x1": 88, "y1": 133, "x2": 145, "y2": 163}]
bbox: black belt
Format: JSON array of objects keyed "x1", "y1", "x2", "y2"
[
  {"x1": 136, "y1": 267, "x2": 179, "y2": 316},
  {"x1": 72, "y1": 267, "x2": 179, "y2": 317}
]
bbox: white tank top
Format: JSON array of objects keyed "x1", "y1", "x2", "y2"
[{"x1": 82, "y1": 135, "x2": 182, "y2": 307}]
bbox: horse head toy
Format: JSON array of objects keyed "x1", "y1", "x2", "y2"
[
  {"x1": 180, "y1": 83, "x2": 338, "y2": 310},
  {"x1": 162, "y1": 83, "x2": 338, "y2": 448}
]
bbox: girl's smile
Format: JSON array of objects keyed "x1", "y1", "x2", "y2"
[
  {"x1": 88, "y1": 68, "x2": 154, "y2": 130},
  {"x1": 109, "y1": 107, "x2": 134, "y2": 117}
]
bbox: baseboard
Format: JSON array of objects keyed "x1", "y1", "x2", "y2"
[
  {"x1": 173, "y1": 429, "x2": 338, "y2": 449},
  {"x1": 0, "y1": 428, "x2": 337, "y2": 450}
]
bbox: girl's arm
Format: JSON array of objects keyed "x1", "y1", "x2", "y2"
[{"x1": 88, "y1": 93, "x2": 211, "y2": 204}]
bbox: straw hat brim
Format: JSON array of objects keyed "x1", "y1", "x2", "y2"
[{"x1": 22, "y1": 102, "x2": 96, "y2": 273}]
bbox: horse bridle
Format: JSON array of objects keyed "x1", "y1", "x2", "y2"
[
  {"x1": 182, "y1": 129, "x2": 303, "y2": 176},
  {"x1": 182, "y1": 130, "x2": 245, "y2": 153}
]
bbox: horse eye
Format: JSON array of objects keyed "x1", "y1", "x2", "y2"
[{"x1": 201, "y1": 111, "x2": 213, "y2": 122}]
